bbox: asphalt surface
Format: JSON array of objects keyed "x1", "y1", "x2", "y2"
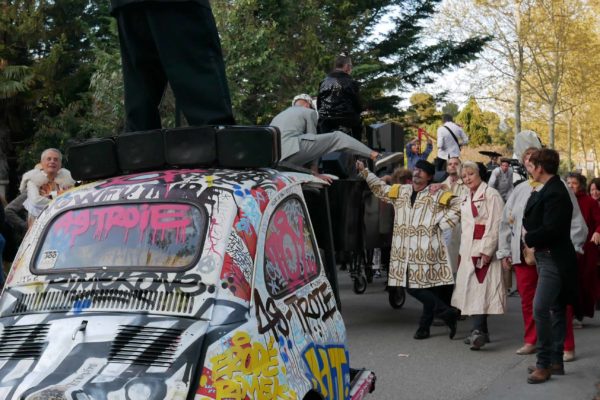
[{"x1": 339, "y1": 271, "x2": 600, "y2": 400}]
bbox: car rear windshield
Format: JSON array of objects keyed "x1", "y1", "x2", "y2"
[{"x1": 33, "y1": 202, "x2": 205, "y2": 272}]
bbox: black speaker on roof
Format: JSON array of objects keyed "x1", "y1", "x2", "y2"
[
  {"x1": 164, "y1": 126, "x2": 217, "y2": 167},
  {"x1": 217, "y1": 126, "x2": 281, "y2": 168},
  {"x1": 67, "y1": 138, "x2": 119, "y2": 181},
  {"x1": 320, "y1": 152, "x2": 355, "y2": 179},
  {"x1": 116, "y1": 129, "x2": 165, "y2": 172},
  {"x1": 367, "y1": 122, "x2": 404, "y2": 152}
]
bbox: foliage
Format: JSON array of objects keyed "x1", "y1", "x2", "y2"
[
  {"x1": 0, "y1": 0, "x2": 488, "y2": 185},
  {"x1": 213, "y1": 0, "x2": 489, "y2": 124},
  {"x1": 455, "y1": 97, "x2": 492, "y2": 146}
]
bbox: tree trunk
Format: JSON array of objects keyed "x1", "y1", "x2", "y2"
[
  {"x1": 567, "y1": 117, "x2": 572, "y2": 170},
  {"x1": 548, "y1": 101, "x2": 556, "y2": 149},
  {"x1": 577, "y1": 123, "x2": 587, "y2": 176}
]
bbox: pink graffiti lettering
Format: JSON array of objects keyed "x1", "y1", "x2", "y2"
[
  {"x1": 53, "y1": 204, "x2": 192, "y2": 246},
  {"x1": 265, "y1": 210, "x2": 318, "y2": 294}
]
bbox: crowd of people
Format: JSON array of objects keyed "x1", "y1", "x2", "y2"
[
  {"x1": 355, "y1": 143, "x2": 600, "y2": 385},
  {"x1": 1, "y1": 43, "x2": 598, "y2": 388}
]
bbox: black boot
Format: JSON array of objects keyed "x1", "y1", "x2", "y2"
[
  {"x1": 413, "y1": 327, "x2": 430, "y2": 340},
  {"x1": 438, "y1": 308, "x2": 459, "y2": 339}
]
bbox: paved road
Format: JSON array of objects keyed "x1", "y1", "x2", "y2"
[{"x1": 339, "y1": 272, "x2": 600, "y2": 400}]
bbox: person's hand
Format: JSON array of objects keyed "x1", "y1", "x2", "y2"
[
  {"x1": 480, "y1": 253, "x2": 491, "y2": 266},
  {"x1": 356, "y1": 160, "x2": 366, "y2": 172},
  {"x1": 429, "y1": 183, "x2": 443, "y2": 194},
  {"x1": 501, "y1": 257, "x2": 512, "y2": 271},
  {"x1": 591, "y1": 232, "x2": 600, "y2": 245},
  {"x1": 381, "y1": 175, "x2": 392, "y2": 184},
  {"x1": 313, "y1": 173, "x2": 333, "y2": 184}
]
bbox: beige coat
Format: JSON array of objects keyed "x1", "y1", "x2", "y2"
[
  {"x1": 362, "y1": 170, "x2": 461, "y2": 289},
  {"x1": 441, "y1": 176, "x2": 469, "y2": 273},
  {"x1": 451, "y1": 182, "x2": 506, "y2": 315}
]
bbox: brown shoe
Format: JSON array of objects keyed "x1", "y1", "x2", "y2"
[
  {"x1": 516, "y1": 343, "x2": 536, "y2": 355},
  {"x1": 527, "y1": 363, "x2": 564, "y2": 375},
  {"x1": 527, "y1": 367, "x2": 552, "y2": 384}
]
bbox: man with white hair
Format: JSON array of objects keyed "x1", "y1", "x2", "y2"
[
  {"x1": 271, "y1": 94, "x2": 402, "y2": 181},
  {"x1": 20, "y1": 148, "x2": 75, "y2": 222}
]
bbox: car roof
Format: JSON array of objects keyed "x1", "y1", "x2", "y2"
[{"x1": 52, "y1": 168, "x2": 327, "y2": 209}]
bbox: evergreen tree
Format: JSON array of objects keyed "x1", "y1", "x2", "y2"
[
  {"x1": 213, "y1": 0, "x2": 489, "y2": 123},
  {"x1": 455, "y1": 97, "x2": 491, "y2": 146}
]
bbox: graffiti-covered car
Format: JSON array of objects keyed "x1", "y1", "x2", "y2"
[{"x1": 0, "y1": 167, "x2": 375, "y2": 399}]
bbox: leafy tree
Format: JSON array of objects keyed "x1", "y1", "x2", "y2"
[
  {"x1": 455, "y1": 97, "x2": 492, "y2": 145},
  {"x1": 213, "y1": 0, "x2": 489, "y2": 124},
  {"x1": 442, "y1": 102, "x2": 459, "y2": 117},
  {"x1": 0, "y1": 1, "x2": 113, "y2": 177}
]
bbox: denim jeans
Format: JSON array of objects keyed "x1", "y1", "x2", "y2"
[
  {"x1": 407, "y1": 285, "x2": 453, "y2": 329},
  {"x1": 533, "y1": 251, "x2": 566, "y2": 368},
  {"x1": 471, "y1": 314, "x2": 488, "y2": 333}
]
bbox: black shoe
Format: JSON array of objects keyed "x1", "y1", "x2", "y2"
[
  {"x1": 413, "y1": 328, "x2": 430, "y2": 340},
  {"x1": 438, "y1": 308, "x2": 459, "y2": 339}
]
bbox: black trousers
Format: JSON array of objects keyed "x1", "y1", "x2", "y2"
[
  {"x1": 115, "y1": 2, "x2": 235, "y2": 132},
  {"x1": 407, "y1": 285, "x2": 454, "y2": 329},
  {"x1": 318, "y1": 117, "x2": 362, "y2": 141}
]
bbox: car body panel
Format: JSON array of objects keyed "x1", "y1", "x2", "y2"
[{"x1": 0, "y1": 168, "x2": 371, "y2": 400}]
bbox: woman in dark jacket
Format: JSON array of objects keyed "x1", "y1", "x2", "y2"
[{"x1": 523, "y1": 149, "x2": 579, "y2": 384}]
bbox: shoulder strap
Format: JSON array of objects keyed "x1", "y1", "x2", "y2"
[{"x1": 444, "y1": 125, "x2": 461, "y2": 147}]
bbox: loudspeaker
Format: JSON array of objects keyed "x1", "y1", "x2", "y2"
[
  {"x1": 116, "y1": 129, "x2": 165, "y2": 172},
  {"x1": 328, "y1": 179, "x2": 367, "y2": 251},
  {"x1": 67, "y1": 138, "x2": 119, "y2": 181},
  {"x1": 367, "y1": 122, "x2": 404, "y2": 152},
  {"x1": 320, "y1": 152, "x2": 355, "y2": 179},
  {"x1": 164, "y1": 126, "x2": 216, "y2": 167},
  {"x1": 217, "y1": 126, "x2": 280, "y2": 168},
  {"x1": 433, "y1": 170, "x2": 449, "y2": 183}
]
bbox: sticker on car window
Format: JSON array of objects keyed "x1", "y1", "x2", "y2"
[{"x1": 39, "y1": 250, "x2": 59, "y2": 270}]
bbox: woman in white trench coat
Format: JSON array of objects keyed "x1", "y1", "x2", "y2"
[{"x1": 452, "y1": 161, "x2": 507, "y2": 350}]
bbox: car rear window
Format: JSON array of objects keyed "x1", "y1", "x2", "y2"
[{"x1": 33, "y1": 203, "x2": 205, "y2": 271}]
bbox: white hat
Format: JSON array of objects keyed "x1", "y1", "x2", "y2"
[{"x1": 292, "y1": 94, "x2": 314, "y2": 108}]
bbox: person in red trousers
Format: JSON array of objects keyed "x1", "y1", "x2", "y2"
[
  {"x1": 497, "y1": 149, "x2": 587, "y2": 356},
  {"x1": 565, "y1": 172, "x2": 600, "y2": 362}
]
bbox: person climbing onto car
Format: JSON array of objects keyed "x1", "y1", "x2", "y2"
[{"x1": 271, "y1": 94, "x2": 403, "y2": 182}]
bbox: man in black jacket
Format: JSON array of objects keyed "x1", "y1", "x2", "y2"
[
  {"x1": 111, "y1": 0, "x2": 235, "y2": 132},
  {"x1": 317, "y1": 55, "x2": 362, "y2": 140},
  {"x1": 523, "y1": 148, "x2": 579, "y2": 384}
]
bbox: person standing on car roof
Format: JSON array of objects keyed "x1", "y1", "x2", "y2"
[
  {"x1": 356, "y1": 158, "x2": 462, "y2": 340},
  {"x1": 317, "y1": 55, "x2": 362, "y2": 140},
  {"x1": 271, "y1": 94, "x2": 403, "y2": 182},
  {"x1": 110, "y1": 0, "x2": 235, "y2": 132}
]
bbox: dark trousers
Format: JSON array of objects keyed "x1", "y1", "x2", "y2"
[
  {"x1": 407, "y1": 285, "x2": 454, "y2": 329},
  {"x1": 115, "y1": 2, "x2": 235, "y2": 132},
  {"x1": 533, "y1": 252, "x2": 566, "y2": 368},
  {"x1": 471, "y1": 314, "x2": 488, "y2": 333},
  {"x1": 318, "y1": 117, "x2": 362, "y2": 141}
]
